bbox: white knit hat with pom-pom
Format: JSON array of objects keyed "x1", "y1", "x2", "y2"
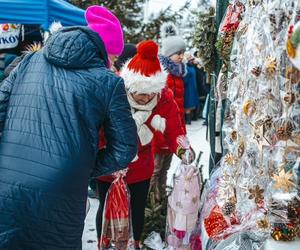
[
  {"x1": 43, "y1": 21, "x2": 63, "y2": 43},
  {"x1": 160, "y1": 22, "x2": 186, "y2": 57}
]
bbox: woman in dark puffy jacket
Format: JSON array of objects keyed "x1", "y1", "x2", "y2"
[{"x1": 0, "y1": 7, "x2": 137, "y2": 250}]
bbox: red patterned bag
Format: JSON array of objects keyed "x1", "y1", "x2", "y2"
[{"x1": 101, "y1": 171, "x2": 131, "y2": 250}]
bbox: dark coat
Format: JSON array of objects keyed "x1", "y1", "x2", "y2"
[
  {"x1": 0, "y1": 26, "x2": 137, "y2": 250},
  {"x1": 184, "y1": 63, "x2": 199, "y2": 109}
]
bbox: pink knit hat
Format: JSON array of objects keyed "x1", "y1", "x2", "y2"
[{"x1": 85, "y1": 6, "x2": 124, "y2": 56}]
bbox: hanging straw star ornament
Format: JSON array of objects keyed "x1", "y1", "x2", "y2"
[
  {"x1": 257, "y1": 218, "x2": 270, "y2": 230},
  {"x1": 272, "y1": 169, "x2": 295, "y2": 192},
  {"x1": 264, "y1": 56, "x2": 277, "y2": 78},
  {"x1": 224, "y1": 153, "x2": 238, "y2": 166},
  {"x1": 249, "y1": 185, "x2": 264, "y2": 203}
]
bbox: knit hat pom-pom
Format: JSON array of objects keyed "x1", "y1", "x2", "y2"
[
  {"x1": 137, "y1": 40, "x2": 159, "y2": 60},
  {"x1": 128, "y1": 40, "x2": 161, "y2": 77},
  {"x1": 160, "y1": 22, "x2": 179, "y2": 39}
]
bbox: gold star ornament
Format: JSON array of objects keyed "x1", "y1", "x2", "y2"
[
  {"x1": 224, "y1": 153, "x2": 238, "y2": 166},
  {"x1": 257, "y1": 218, "x2": 270, "y2": 230},
  {"x1": 272, "y1": 169, "x2": 295, "y2": 192}
]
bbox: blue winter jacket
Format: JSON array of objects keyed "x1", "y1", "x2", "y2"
[
  {"x1": 0, "y1": 27, "x2": 137, "y2": 250},
  {"x1": 184, "y1": 63, "x2": 199, "y2": 109}
]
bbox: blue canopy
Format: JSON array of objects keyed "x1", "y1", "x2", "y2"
[{"x1": 0, "y1": 0, "x2": 87, "y2": 29}]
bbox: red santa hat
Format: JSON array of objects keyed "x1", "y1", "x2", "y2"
[{"x1": 120, "y1": 40, "x2": 167, "y2": 94}]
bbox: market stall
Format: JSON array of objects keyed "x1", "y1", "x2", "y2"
[
  {"x1": 0, "y1": 0, "x2": 86, "y2": 29},
  {"x1": 198, "y1": 0, "x2": 300, "y2": 249}
]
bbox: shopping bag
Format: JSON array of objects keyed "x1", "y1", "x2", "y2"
[{"x1": 101, "y1": 171, "x2": 131, "y2": 250}]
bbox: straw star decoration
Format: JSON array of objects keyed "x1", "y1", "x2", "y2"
[
  {"x1": 224, "y1": 153, "x2": 238, "y2": 166},
  {"x1": 257, "y1": 218, "x2": 270, "y2": 230},
  {"x1": 249, "y1": 185, "x2": 264, "y2": 203},
  {"x1": 265, "y1": 56, "x2": 277, "y2": 78},
  {"x1": 272, "y1": 169, "x2": 295, "y2": 192}
]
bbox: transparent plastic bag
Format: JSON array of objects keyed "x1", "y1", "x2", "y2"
[
  {"x1": 144, "y1": 231, "x2": 169, "y2": 250},
  {"x1": 200, "y1": 0, "x2": 300, "y2": 247},
  {"x1": 166, "y1": 163, "x2": 202, "y2": 249},
  {"x1": 267, "y1": 157, "x2": 300, "y2": 241},
  {"x1": 100, "y1": 171, "x2": 131, "y2": 250}
]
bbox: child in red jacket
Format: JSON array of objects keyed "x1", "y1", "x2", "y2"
[
  {"x1": 151, "y1": 22, "x2": 188, "y2": 202},
  {"x1": 96, "y1": 40, "x2": 194, "y2": 249}
]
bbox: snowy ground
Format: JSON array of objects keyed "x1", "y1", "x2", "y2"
[{"x1": 82, "y1": 120, "x2": 211, "y2": 249}]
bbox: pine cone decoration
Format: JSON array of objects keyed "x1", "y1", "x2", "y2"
[
  {"x1": 230, "y1": 131, "x2": 237, "y2": 141},
  {"x1": 222, "y1": 201, "x2": 236, "y2": 216},
  {"x1": 283, "y1": 92, "x2": 296, "y2": 105},
  {"x1": 276, "y1": 121, "x2": 294, "y2": 141},
  {"x1": 216, "y1": 29, "x2": 235, "y2": 63},
  {"x1": 285, "y1": 66, "x2": 300, "y2": 84},
  {"x1": 251, "y1": 66, "x2": 262, "y2": 77}
]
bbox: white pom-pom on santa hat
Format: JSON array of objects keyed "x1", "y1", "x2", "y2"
[{"x1": 151, "y1": 114, "x2": 166, "y2": 133}]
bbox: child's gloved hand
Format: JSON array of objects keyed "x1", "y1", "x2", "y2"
[{"x1": 175, "y1": 135, "x2": 195, "y2": 164}]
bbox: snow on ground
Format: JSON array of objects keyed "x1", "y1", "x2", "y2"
[{"x1": 82, "y1": 120, "x2": 210, "y2": 249}]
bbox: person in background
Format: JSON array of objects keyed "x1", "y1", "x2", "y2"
[
  {"x1": 96, "y1": 40, "x2": 194, "y2": 250},
  {"x1": 3, "y1": 22, "x2": 62, "y2": 80},
  {"x1": 183, "y1": 51, "x2": 199, "y2": 125},
  {"x1": 193, "y1": 51, "x2": 210, "y2": 124},
  {"x1": 114, "y1": 43, "x2": 137, "y2": 73},
  {"x1": 0, "y1": 6, "x2": 137, "y2": 250},
  {"x1": 0, "y1": 24, "x2": 20, "y2": 81},
  {"x1": 0, "y1": 52, "x2": 16, "y2": 81},
  {"x1": 151, "y1": 22, "x2": 187, "y2": 203}
]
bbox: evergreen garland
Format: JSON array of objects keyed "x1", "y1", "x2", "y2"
[{"x1": 192, "y1": 7, "x2": 217, "y2": 75}]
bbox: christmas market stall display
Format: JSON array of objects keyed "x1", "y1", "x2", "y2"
[
  {"x1": 199, "y1": 0, "x2": 300, "y2": 249},
  {"x1": 100, "y1": 171, "x2": 131, "y2": 250},
  {"x1": 0, "y1": 23, "x2": 20, "y2": 81},
  {"x1": 214, "y1": 0, "x2": 246, "y2": 155},
  {"x1": 0, "y1": 0, "x2": 85, "y2": 79},
  {"x1": 0, "y1": 0, "x2": 86, "y2": 29},
  {"x1": 0, "y1": 23, "x2": 20, "y2": 50}
]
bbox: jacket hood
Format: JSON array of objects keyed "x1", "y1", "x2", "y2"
[{"x1": 43, "y1": 26, "x2": 108, "y2": 69}]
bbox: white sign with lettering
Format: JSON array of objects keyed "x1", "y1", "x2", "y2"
[{"x1": 0, "y1": 24, "x2": 21, "y2": 49}]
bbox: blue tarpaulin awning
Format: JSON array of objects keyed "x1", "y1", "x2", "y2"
[{"x1": 0, "y1": 0, "x2": 86, "y2": 29}]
